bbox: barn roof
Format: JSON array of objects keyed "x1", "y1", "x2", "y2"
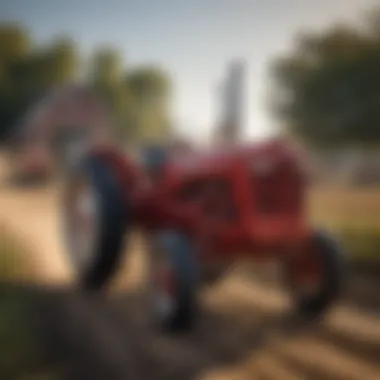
[{"x1": 14, "y1": 83, "x2": 109, "y2": 141}]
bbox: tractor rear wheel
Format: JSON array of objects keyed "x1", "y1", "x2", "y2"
[{"x1": 62, "y1": 153, "x2": 129, "y2": 291}]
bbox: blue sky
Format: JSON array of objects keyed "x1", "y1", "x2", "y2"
[{"x1": 1, "y1": 0, "x2": 378, "y2": 141}]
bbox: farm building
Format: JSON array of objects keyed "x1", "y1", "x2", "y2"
[{"x1": 8, "y1": 84, "x2": 112, "y2": 182}]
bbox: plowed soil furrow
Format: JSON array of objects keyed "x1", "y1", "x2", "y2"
[
  {"x1": 32, "y1": 279, "x2": 380, "y2": 380},
  {"x1": 271, "y1": 337, "x2": 380, "y2": 380},
  {"x1": 250, "y1": 352, "x2": 308, "y2": 380}
]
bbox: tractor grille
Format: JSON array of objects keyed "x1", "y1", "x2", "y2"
[
  {"x1": 179, "y1": 178, "x2": 238, "y2": 221},
  {"x1": 253, "y1": 163, "x2": 303, "y2": 215}
]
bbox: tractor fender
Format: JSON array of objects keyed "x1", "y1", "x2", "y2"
[{"x1": 90, "y1": 145, "x2": 142, "y2": 200}]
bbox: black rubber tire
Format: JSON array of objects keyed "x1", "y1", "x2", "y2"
[
  {"x1": 63, "y1": 154, "x2": 129, "y2": 291},
  {"x1": 287, "y1": 229, "x2": 346, "y2": 319},
  {"x1": 148, "y1": 230, "x2": 199, "y2": 333}
]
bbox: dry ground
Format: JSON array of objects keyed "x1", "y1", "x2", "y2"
[{"x1": 0, "y1": 154, "x2": 379, "y2": 380}]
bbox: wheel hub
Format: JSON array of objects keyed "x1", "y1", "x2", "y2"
[{"x1": 65, "y1": 178, "x2": 99, "y2": 272}]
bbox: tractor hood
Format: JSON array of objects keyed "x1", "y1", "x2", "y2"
[{"x1": 168, "y1": 137, "x2": 306, "y2": 175}]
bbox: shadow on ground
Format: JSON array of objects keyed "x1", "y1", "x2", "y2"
[
  {"x1": 2, "y1": 267, "x2": 380, "y2": 380},
  {"x1": 24, "y1": 284, "x2": 310, "y2": 380}
]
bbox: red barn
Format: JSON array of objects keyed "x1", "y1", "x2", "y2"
[{"x1": 9, "y1": 84, "x2": 111, "y2": 183}]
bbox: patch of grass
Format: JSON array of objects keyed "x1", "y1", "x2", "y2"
[
  {"x1": 0, "y1": 226, "x2": 40, "y2": 282},
  {"x1": 0, "y1": 229, "x2": 28, "y2": 281},
  {"x1": 0, "y1": 286, "x2": 40, "y2": 379},
  {"x1": 337, "y1": 227, "x2": 380, "y2": 262},
  {"x1": 0, "y1": 229, "x2": 58, "y2": 380}
]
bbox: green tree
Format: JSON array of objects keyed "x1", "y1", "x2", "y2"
[
  {"x1": 270, "y1": 11, "x2": 380, "y2": 147},
  {"x1": 43, "y1": 37, "x2": 79, "y2": 85},
  {"x1": 0, "y1": 24, "x2": 31, "y2": 66},
  {"x1": 0, "y1": 26, "x2": 81, "y2": 141},
  {"x1": 0, "y1": 24, "x2": 31, "y2": 139},
  {"x1": 0, "y1": 24, "x2": 173, "y2": 146},
  {"x1": 88, "y1": 47, "x2": 128, "y2": 139},
  {"x1": 90, "y1": 47, "x2": 123, "y2": 87},
  {"x1": 88, "y1": 50, "x2": 172, "y2": 144},
  {"x1": 125, "y1": 66, "x2": 172, "y2": 144}
]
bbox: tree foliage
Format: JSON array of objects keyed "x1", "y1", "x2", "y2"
[
  {"x1": 124, "y1": 66, "x2": 171, "y2": 143},
  {"x1": 270, "y1": 9, "x2": 380, "y2": 147},
  {"x1": 0, "y1": 24, "x2": 172, "y2": 145}
]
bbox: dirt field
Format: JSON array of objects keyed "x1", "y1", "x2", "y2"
[{"x1": 1, "y1": 155, "x2": 380, "y2": 380}]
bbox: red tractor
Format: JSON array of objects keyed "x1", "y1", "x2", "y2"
[{"x1": 62, "y1": 138, "x2": 345, "y2": 332}]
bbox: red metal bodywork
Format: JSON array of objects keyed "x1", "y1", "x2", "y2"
[{"x1": 92, "y1": 138, "x2": 312, "y2": 264}]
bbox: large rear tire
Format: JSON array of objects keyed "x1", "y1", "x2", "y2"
[{"x1": 62, "y1": 153, "x2": 129, "y2": 291}]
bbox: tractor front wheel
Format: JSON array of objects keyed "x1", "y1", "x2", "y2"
[{"x1": 285, "y1": 230, "x2": 346, "y2": 319}]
